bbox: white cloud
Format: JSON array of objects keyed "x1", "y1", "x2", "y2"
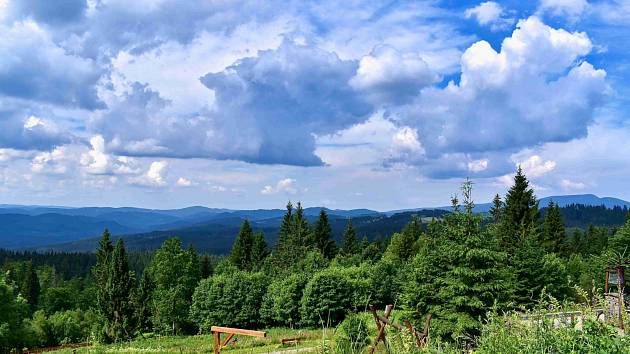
[
  {"x1": 518, "y1": 155, "x2": 557, "y2": 177},
  {"x1": 560, "y1": 178, "x2": 586, "y2": 190},
  {"x1": 260, "y1": 178, "x2": 297, "y2": 195},
  {"x1": 350, "y1": 46, "x2": 437, "y2": 104},
  {"x1": 130, "y1": 160, "x2": 168, "y2": 187},
  {"x1": 468, "y1": 159, "x2": 489, "y2": 173},
  {"x1": 31, "y1": 146, "x2": 69, "y2": 174},
  {"x1": 538, "y1": 0, "x2": 588, "y2": 19},
  {"x1": 465, "y1": 2, "x2": 514, "y2": 31},
  {"x1": 389, "y1": 17, "x2": 607, "y2": 178},
  {"x1": 80, "y1": 135, "x2": 139, "y2": 175},
  {"x1": 176, "y1": 177, "x2": 193, "y2": 187}
]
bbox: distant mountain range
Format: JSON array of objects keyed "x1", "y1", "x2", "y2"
[{"x1": 0, "y1": 194, "x2": 627, "y2": 253}]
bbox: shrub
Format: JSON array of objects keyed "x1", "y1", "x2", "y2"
[
  {"x1": 260, "y1": 273, "x2": 309, "y2": 327},
  {"x1": 40, "y1": 287, "x2": 77, "y2": 314},
  {"x1": 335, "y1": 313, "x2": 371, "y2": 353},
  {"x1": 300, "y1": 268, "x2": 352, "y2": 327},
  {"x1": 189, "y1": 271, "x2": 268, "y2": 329}
]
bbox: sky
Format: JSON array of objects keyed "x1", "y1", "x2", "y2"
[{"x1": 0, "y1": 0, "x2": 629, "y2": 211}]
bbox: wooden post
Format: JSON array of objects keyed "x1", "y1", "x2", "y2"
[
  {"x1": 213, "y1": 331, "x2": 220, "y2": 354},
  {"x1": 368, "y1": 305, "x2": 393, "y2": 354}
]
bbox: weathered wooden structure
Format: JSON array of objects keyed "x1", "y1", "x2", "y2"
[
  {"x1": 211, "y1": 326, "x2": 266, "y2": 354},
  {"x1": 604, "y1": 260, "x2": 628, "y2": 330},
  {"x1": 367, "y1": 305, "x2": 431, "y2": 354}
]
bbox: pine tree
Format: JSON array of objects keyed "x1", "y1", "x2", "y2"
[
  {"x1": 21, "y1": 261, "x2": 39, "y2": 311},
  {"x1": 93, "y1": 229, "x2": 114, "y2": 318},
  {"x1": 273, "y1": 202, "x2": 294, "y2": 268},
  {"x1": 200, "y1": 255, "x2": 213, "y2": 279},
  {"x1": 230, "y1": 220, "x2": 254, "y2": 270},
  {"x1": 341, "y1": 220, "x2": 358, "y2": 256},
  {"x1": 499, "y1": 167, "x2": 539, "y2": 253},
  {"x1": 312, "y1": 209, "x2": 337, "y2": 259},
  {"x1": 250, "y1": 232, "x2": 269, "y2": 268},
  {"x1": 135, "y1": 269, "x2": 154, "y2": 333},
  {"x1": 490, "y1": 194, "x2": 503, "y2": 223},
  {"x1": 385, "y1": 218, "x2": 422, "y2": 262},
  {"x1": 293, "y1": 202, "x2": 311, "y2": 249},
  {"x1": 106, "y1": 239, "x2": 135, "y2": 340},
  {"x1": 541, "y1": 201, "x2": 567, "y2": 255}
]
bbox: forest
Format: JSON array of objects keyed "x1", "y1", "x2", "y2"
[{"x1": 1, "y1": 168, "x2": 629, "y2": 353}]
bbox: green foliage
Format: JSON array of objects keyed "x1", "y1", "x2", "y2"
[
  {"x1": 499, "y1": 167, "x2": 539, "y2": 252},
  {"x1": 189, "y1": 271, "x2": 268, "y2": 329},
  {"x1": 149, "y1": 238, "x2": 200, "y2": 335},
  {"x1": 368, "y1": 258, "x2": 402, "y2": 308},
  {"x1": 540, "y1": 201, "x2": 568, "y2": 255},
  {"x1": 300, "y1": 268, "x2": 353, "y2": 327},
  {"x1": 250, "y1": 232, "x2": 269, "y2": 269},
  {"x1": 476, "y1": 311, "x2": 630, "y2": 353},
  {"x1": 334, "y1": 313, "x2": 370, "y2": 353},
  {"x1": 340, "y1": 220, "x2": 359, "y2": 257},
  {"x1": 384, "y1": 218, "x2": 421, "y2": 263},
  {"x1": 260, "y1": 273, "x2": 309, "y2": 327},
  {"x1": 230, "y1": 220, "x2": 254, "y2": 270},
  {"x1": 402, "y1": 181, "x2": 513, "y2": 341},
  {"x1": 273, "y1": 202, "x2": 312, "y2": 269},
  {"x1": 134, "y1": 270, "x2": 154, "y2": 334},
  {"x1": 41, "y1": 286, "x2": 77, "y2": 314},
  {"x1": 312, "y1": 209, "x2": 338, "y2": 259},
  {"x1": 0, "y1": 276, "x2": 31, "y2": 351},
  {"x1": 609, "y1": 219, "x2": 630, "y2": 255},
  {"x1": 103, "y1": 239, "x2": 135, "y2": 340}
]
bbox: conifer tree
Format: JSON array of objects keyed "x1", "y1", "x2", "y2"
[
  {"x1": 341, "y1": 220, "x2": 359, "y2": 256},
  {"x1": 385, "y1": 218, "x2": 421, "y2": 262},
  {"x1": 21, "y1": 261, "x2": 39, "y2": 311},
  {"x1": 293, "y1": 202, "x2": 311, "y2": 249},
  {"x1": 106, "y1": 239, "x2": 135, "y2": 340},
  {"x1": 135, "y1": 269, "x2": 154, "y2": 333},
  {"x1": 230, "y1": 220, "x2": 254, "y2": 270},
  {"x1": 251, "y1": 232, "x2": 269, "y2": 269},
  {"x1": 490, "y1": 194, "x2": 503, "y2": 223},
  {"x1": 200, "y1": 255, "x2": 213, "y2": 279},
  {"x1": 312, "y1": 209, "x2": 337, "y2": 259},
  {"x1": 93, "y1": 229, "x2": 114, "y2": 318},
  {"x1": 403, "y1": 180, "x2": 513, "y2": 340},
  {"x1": 499, "y1": 167, "x2": 539, "y2": 252},
  {"x1": 541, "y1": 201, "x2": 567, "y2": 255}
]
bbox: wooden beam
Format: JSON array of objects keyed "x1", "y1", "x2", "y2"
[
  {"x1": 211, "y1": 326, "x2": 267, "y2": 338},
  {"x1": 213, "y1": 332, "x2": 220, "y2": 354},
  {"x1": 221, "y1": 333, "x2": 235, "y2": 347}
]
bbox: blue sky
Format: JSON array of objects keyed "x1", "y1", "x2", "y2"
[{"x1": 0, "y1": 0, "x2": 629, "y2": 211}]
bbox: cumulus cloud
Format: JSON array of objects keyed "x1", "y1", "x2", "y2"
[
  {"x1": 261, "y1": 178, "x2": 297, "y2": 194},
  {"x1": 0, "y1": 21, "x2": 103, "y2": 109},
  {"x1": 93, "y1": 42, "x2": 372, "y2": 166},
  {"x1": 130, "y1": 161, "x2": 168, "y2": 187},
  {"x1": 388, "y1": 17, "x2": 607, "y2": 178},
  {"x1": 176, "y1": 177, "x2": 193, "y2": 187},
  {"x1": 519, "y1": 155, "x2": 557, "y2": 177},
  {"x1": 350, "y1": 46, "x2": 437, "y2": 105},
  {"x1": 465, "y1": 2, "x2": 514, "y2": 31},
  {"x1": 31, "y1": 146, "x2": 69, "y2": 174},
  {"x1": 80, "y1": 135, "x2": 140, "y2": 175}
]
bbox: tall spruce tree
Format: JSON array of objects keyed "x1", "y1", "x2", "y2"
[
  {"x1": 541, "y1": 201, "x2": 567, "y2": 255},
  {"x1": 21, "y1": 261, "x2": 39, "y2": 311},
  {"x1": 499, "y1": 167, "x2": 539, "y2": 252},
  {"x1": 490, "y1": 194, "x2": 503, "y2": 223},
  {"x1": 403, "y1": 180, "x2": 513, "y2": 340},
  {"x1": 105, "y1": 239, "x2": 135, "y2": 340},
  {"x1": 250, "y1": 232, "x2": 269, "y2": 269},
  {"x1": 230, "y1": 220, "x2": 254, "y2": 270},
  {"x1": 341, "y1": 220, "x2": 359, "y2": 256},
  {"x1": 293, "y1": 202, "x2": 311, "y2": 249},
  {"x1": 312, "y1": 209, "x2": 337, "y2": 259},
  {"x1": 273, "y1": 202, "x2": 294, "y2": 268},
  {"x1": 94, "y1": 229, "x2": 114, "y2": 318},
  {"x1": 135, "y1": 269, "x2": 154, "y2": 333}
]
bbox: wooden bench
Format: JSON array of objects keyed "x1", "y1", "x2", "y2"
[
  {"x1": 281, "y1": 336, "x2": 304, "y2": 345},
  {"x1": 211, "y1": 326, "x2": 267, "y2": 354}
]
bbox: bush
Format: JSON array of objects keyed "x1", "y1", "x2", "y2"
[
  {"x1": 260, "y1": 273, "x2": 309, "y2": 327},
  {"x1": 189, "y1": 271, "x2": 268, "y2": 329},
  {"x1": 300, "y1": 268, "x2": 352, "y2": 327},
  {"x1": 335, "y1": 313, "x2": 371, "y2": 353},
  {"x1": 26, "y1": 309, "x2": 104, "y2": 347},
  {"x1": 40, "y1": 287, "x2": 77, "y2": 314},
  {"x1": 369, "y1": 259, "x2": 402, "y2": 308}
]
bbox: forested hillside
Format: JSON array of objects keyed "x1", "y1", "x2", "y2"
[{"x1": 1, "y1": 169, "x2": 629, "y2": 352}]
